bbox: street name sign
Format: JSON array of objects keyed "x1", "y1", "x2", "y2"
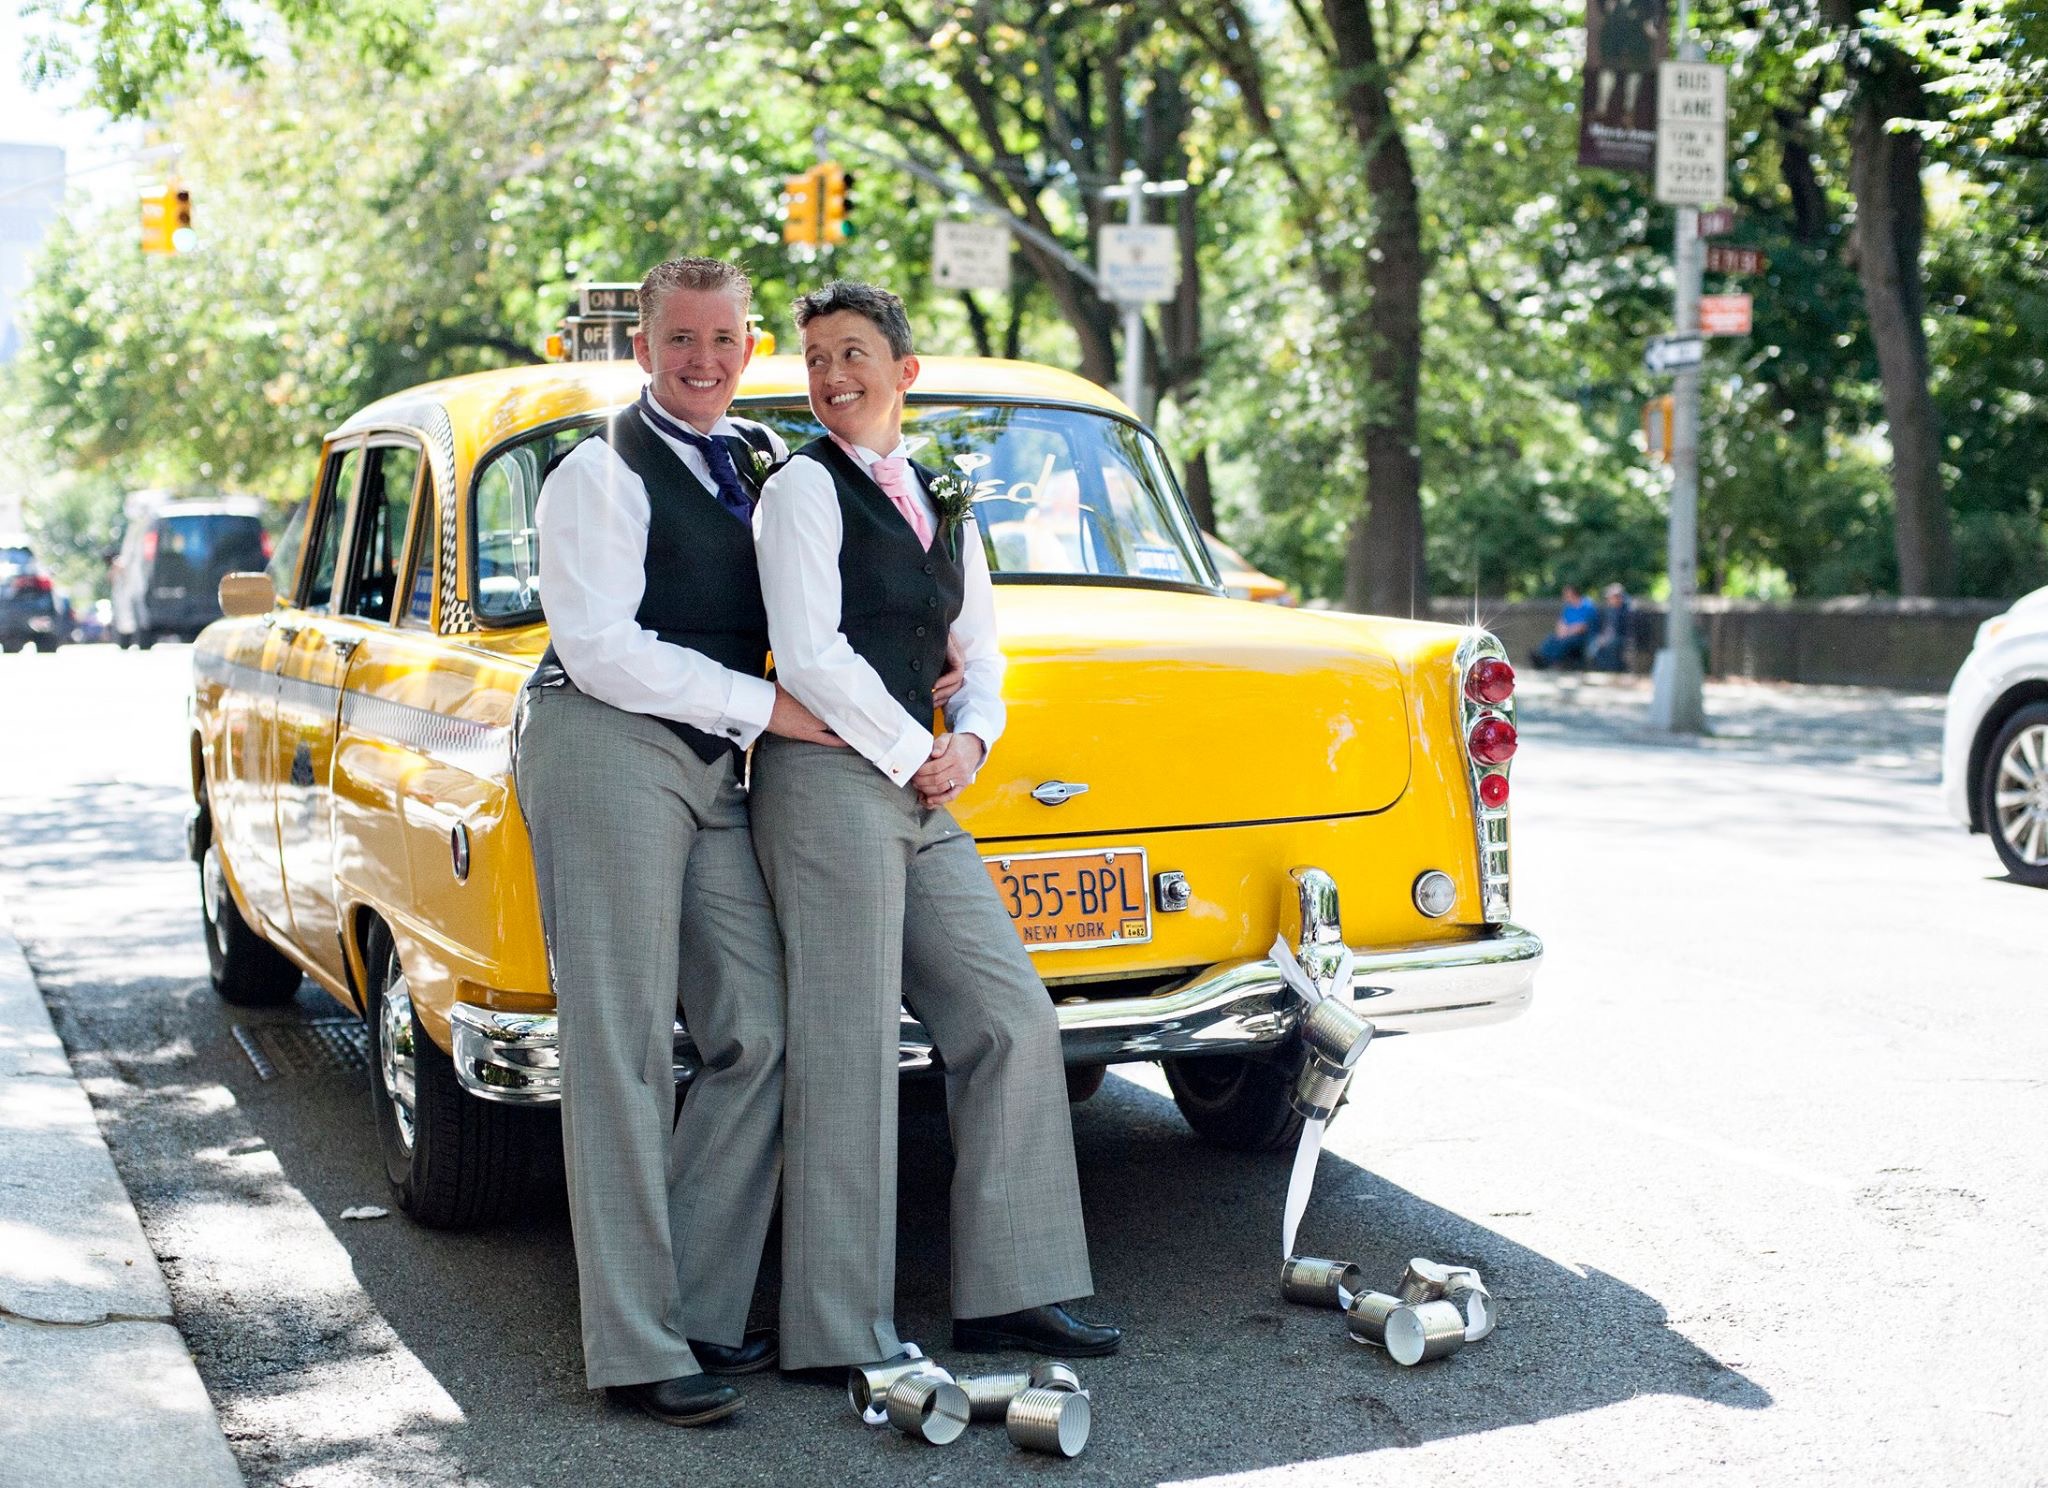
[
  {"x1": 932, "y1": 221, "x2": 1012, "y2": 292},
  {"x1": 1696, "y1": 207, "x2": 1737, "y2": 238},
  {"x1": 1699, "y1": 293, "x2": 1753, "y2": 336},
  {"x1": 1706, "y1": 245, "x2": 1765, "y2": 275},
  {"x1": 1098, "y1": 224, "x2": 1179, "y2": 304},
  {"x1": 1645, "y1": 334, "x2": 1705, "y2": 374},
  {"x1": 1655, "y1": 62, "x2": 1728, "y2": 206}
]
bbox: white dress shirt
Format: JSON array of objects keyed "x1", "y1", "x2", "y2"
[
  {"x1": 536, "y1": 402, "x2": 787, "y2": 743},
  {"x1": 754, "y1": 437, "x2": 1006, "y2": 786}
]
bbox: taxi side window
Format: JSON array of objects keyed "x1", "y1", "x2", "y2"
[
  {"x1": 472, "y1": 422, "x2": 596, "y2": 624},
  {"x1": 341, "y1": 442, "x2": 423, "y2": 622},
  {"x1": 301, "y1": 446, "x2": 361, "y2": 613},
  {"x1": 402, "y1": 491, "x2": 436, "y2": 629}
]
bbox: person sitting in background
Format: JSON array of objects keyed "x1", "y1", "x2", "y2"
[
  {"x1": 1530, "y1": 583, "x2": 1597, "y2": 669},
  {"x1": 1586, "y1": 583, "x2": 1632, "y2": 671}
]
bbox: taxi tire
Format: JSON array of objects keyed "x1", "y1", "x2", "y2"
[
  {"x1": 364, "y1": 921, "x2": 533, "y2": 1228},
  {"x1": 201, "y1": 845, "x2": 304, "y2": 1007},
  {"x1": 1162, "y1": 1053, "x2": 1305, "y2": 1152}
]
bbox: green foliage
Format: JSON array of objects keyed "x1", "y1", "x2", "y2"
[{"x1": 10, "y1": 0, "x2": 2045, "y2": 602}]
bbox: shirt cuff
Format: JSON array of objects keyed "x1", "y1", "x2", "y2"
[
  {"x1": 876, "y1": 720, "x2": 936, "y2": 786},
  {"x1": 723, "y1": 672, "x2": 778, "y2": 748}
]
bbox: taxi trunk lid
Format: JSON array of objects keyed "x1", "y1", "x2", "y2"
[{"x1": 965, "y1": 585, "x2": 1412, "y2": 841}]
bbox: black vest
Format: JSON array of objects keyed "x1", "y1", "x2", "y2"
[
  {"x1": 797, "y1": 437, "x2": 966, "y2": 722},
  {"x1": 533, "y1": 407, "x2": 777, "y2": 763}
]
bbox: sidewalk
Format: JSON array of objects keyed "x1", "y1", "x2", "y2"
[
  {"x1": 1511, "y1": 670, "x2": 1948, "y2": 776},
  {"x1": 0, "y1": 908, "x2": 241, "y2": 1488}
]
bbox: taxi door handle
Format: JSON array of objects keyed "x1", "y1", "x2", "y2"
[
  {"x1": 275, "y1": 624, "x2": 301, "y2": 643},
  {"x1": 330, "y1": 637, "x2": 361, "y2": 661}
]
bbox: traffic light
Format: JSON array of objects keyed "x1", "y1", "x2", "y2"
[
  {"x1": 820, "y1": 162, "x2": 855, "y2": 243},
  {"x1": 139, "y1": 183, "x2": 193, "y2": 254},
  {"x1": 783, "y1": 167, "x2": 822, "y2": 247},
  {"x1": 1642, "y1": 394, "x2": 1675, "y2": 464}
]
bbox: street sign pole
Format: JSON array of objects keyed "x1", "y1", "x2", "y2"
[
  {"x1": 1649, "y1": 16, "x2": 1709, "y2": 735},
  {"x1": 1118, "y1": 170, "x2": 1147, "y2": 418}
]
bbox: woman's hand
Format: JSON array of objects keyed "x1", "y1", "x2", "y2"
[
  {"x1": 765, "y1": 684, "x2": 846, "y2": 746},
  {"x1": 911, "y1": 730, "x2": 985, "y2": 809},
  {"x1": 931, "y1": 635, "x2": 967, "y2": 707}
]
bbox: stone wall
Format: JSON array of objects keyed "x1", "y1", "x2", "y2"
[{"x1": 1419, "y1": 596, "x2": 2013, "y2": 692}]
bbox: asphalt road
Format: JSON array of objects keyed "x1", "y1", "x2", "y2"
[{"x1": 1, "y1": 643, "x2": 2042, "y2": 1487}]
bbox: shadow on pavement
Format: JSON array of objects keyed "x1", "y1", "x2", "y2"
[{"x1": 1, "y1": 776, "x2": 1769, "y2": 1484}]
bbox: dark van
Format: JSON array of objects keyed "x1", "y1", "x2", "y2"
[{"x1": 110, "y1": 499, "x2": 271, "y2": 647}]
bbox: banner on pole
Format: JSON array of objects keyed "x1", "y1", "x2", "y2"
[{"x1": 1577, "y1": 0, "x2": 1670, "y2": 174}]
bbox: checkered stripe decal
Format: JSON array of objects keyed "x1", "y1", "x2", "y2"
[{"x1": 426, "y1": 405, "x2": 473, "y2": 635}]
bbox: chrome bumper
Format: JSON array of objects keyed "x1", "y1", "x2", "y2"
[{"x1": 448, "y1": 869, "x2": 1541, "y2": 1105}]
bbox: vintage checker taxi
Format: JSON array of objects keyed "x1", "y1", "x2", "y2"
[{"x1": 189, "y1": 355, "x2": 1542, "y2": 1226}]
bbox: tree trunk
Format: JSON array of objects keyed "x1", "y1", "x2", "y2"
[
  {"x1": 1320, "y1": 0, "x2": 1428, "y2": 615},
  {"x1": 1182, "y1": 447, "x2": 1216, "y2": 531},
  {"x1": 1827, "y1": 3, "x2": 1956, "y2": 595}
]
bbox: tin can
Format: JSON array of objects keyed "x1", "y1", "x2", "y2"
[
  {"x1": 1395, "y1": 1257, "x2": 1455, "y2": 1304},
  {"x1": 1007, "y1": 1385, "x2": 1092, "y2": 1457},
  {"x1": 1289, "y1": 1050, "x2": 1353, "y2": 1120},
  {"x1": 1344, "y1": 1290, "x2": 1404, "y2": 1347},
  {"x1": 848, "y1": 1354, "x2": 953, "y2": 1417},
  {"x1": 1281, "y1": 1255, "x2": 1365, "y2": 1309},
  {"x1": 1302, "y1": 996, "x2": 1375, "y2": 1070},
  {"x1": 1031, "y1": 1360, "x2": 1083, "y2": 1394},
  {"x1": 1385, "y1": 1300, "x2": 1467, "y2": 1366},
  {"x1": 885, "y1": 1371, "x2": 971, "y2": 1445}
]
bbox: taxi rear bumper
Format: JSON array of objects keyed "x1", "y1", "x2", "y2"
[{"x1": 448, "y1": 870, "x2": 1541, "y2": 1105}]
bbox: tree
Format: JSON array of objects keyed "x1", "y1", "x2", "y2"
[{"x1": 1823, "y1": 0, "x2": 1956, "y2": 595}]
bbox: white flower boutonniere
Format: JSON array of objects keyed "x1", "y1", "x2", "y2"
[
  {"x1": 745, "y1": 446, "x2": 774, "y2": 485},
  {"x1": 926, "y1": 472, "x2": 983, "y2": 560}
]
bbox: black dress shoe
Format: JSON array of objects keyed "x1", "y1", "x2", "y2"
[
  {"x1": 953, "y1": 1303, "x2": 1123, "y2": 1357},
  {"x1": 605, "y1": 1374, "x2": 743, "y2": 1427},
  {"x1": 688, "y1": 1327, "x2": 778, "y2": 1375}
]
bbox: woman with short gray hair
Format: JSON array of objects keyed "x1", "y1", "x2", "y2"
[{"x1": 751, "y1": 281, "x2": 1122, "y2": 1373}]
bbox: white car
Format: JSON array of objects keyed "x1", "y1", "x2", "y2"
[{"x1": 1942, "y1": 585, "x2": 2048, "y2": 887}]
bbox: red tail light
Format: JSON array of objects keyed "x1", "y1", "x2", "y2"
[
  {"x1": 1468, "y1": 716, "x2": 1518, "y2": 766},
  {"x1": 1465, "y1": 657, "x2": 1516, "y2": 704},
  {"x1": 1478, "y1": 772, "x2": 1510, "y2": 807},
  {"x1": 143, "y1": 529, "x2": 158, "y2": 562},
  {"x1": 260, "y1": 530, "x2": 275, "y2": 560}
]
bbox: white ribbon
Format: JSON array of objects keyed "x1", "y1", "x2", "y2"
[{"x1": 1271, "y1": 937, "x2": 1361, "y2": 1261}]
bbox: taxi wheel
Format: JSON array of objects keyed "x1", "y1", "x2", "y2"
[
  {"x1": 200, "y1": 844, "x2": 303, "y2": 1006},
  {"x1": 1162, "y1": 1053, "x2": 1305, "y2": 1152},
  {"x1": 364, "y1": 922, "x2": 533, "y2": 1228},
  {"x1": 1981, "y1": 702, "x2": 2048, "y2": 888}
]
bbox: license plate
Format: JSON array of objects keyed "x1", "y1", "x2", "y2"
[{"x1": 984, "y1": 848, "x2": 1151, "y2": 951}]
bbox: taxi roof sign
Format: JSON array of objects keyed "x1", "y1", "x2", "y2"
[{"x1": 578, "y1": 283, "x2": 640, "y2": 318}]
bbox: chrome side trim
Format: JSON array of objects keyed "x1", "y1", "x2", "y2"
[{"x1": 447, "y1": 922, "x2": 1542, "y2": 1106}]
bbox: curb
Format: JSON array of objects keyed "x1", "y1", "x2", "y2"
[{"x1": 0, "y1": 906, "x2": 244, "y2": 1487}]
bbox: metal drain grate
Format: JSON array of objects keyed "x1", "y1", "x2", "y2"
[{"x1": 232, "y1": 1019, "x2": 370, "y2": 1081}]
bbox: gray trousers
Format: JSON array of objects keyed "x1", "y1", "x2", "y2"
[
  {"x1": 514, "y1": 683, "x2": 785, "y2": 1389},
  {"x1": 750, "y1": 736, "x2": 1094, "y2": 1370}
]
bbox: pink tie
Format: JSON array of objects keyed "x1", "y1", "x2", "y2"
[{"x1": 870, "y1": 455, "x2": 932, "y2": 549}]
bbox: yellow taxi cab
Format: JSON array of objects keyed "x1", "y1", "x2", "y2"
[
  {"x1": 189, "y1": 354, "x2": 1541, "y2": 1226},
  {"x1": 1202, "y1": 531, "x2": 1296, "y2": 605}
]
